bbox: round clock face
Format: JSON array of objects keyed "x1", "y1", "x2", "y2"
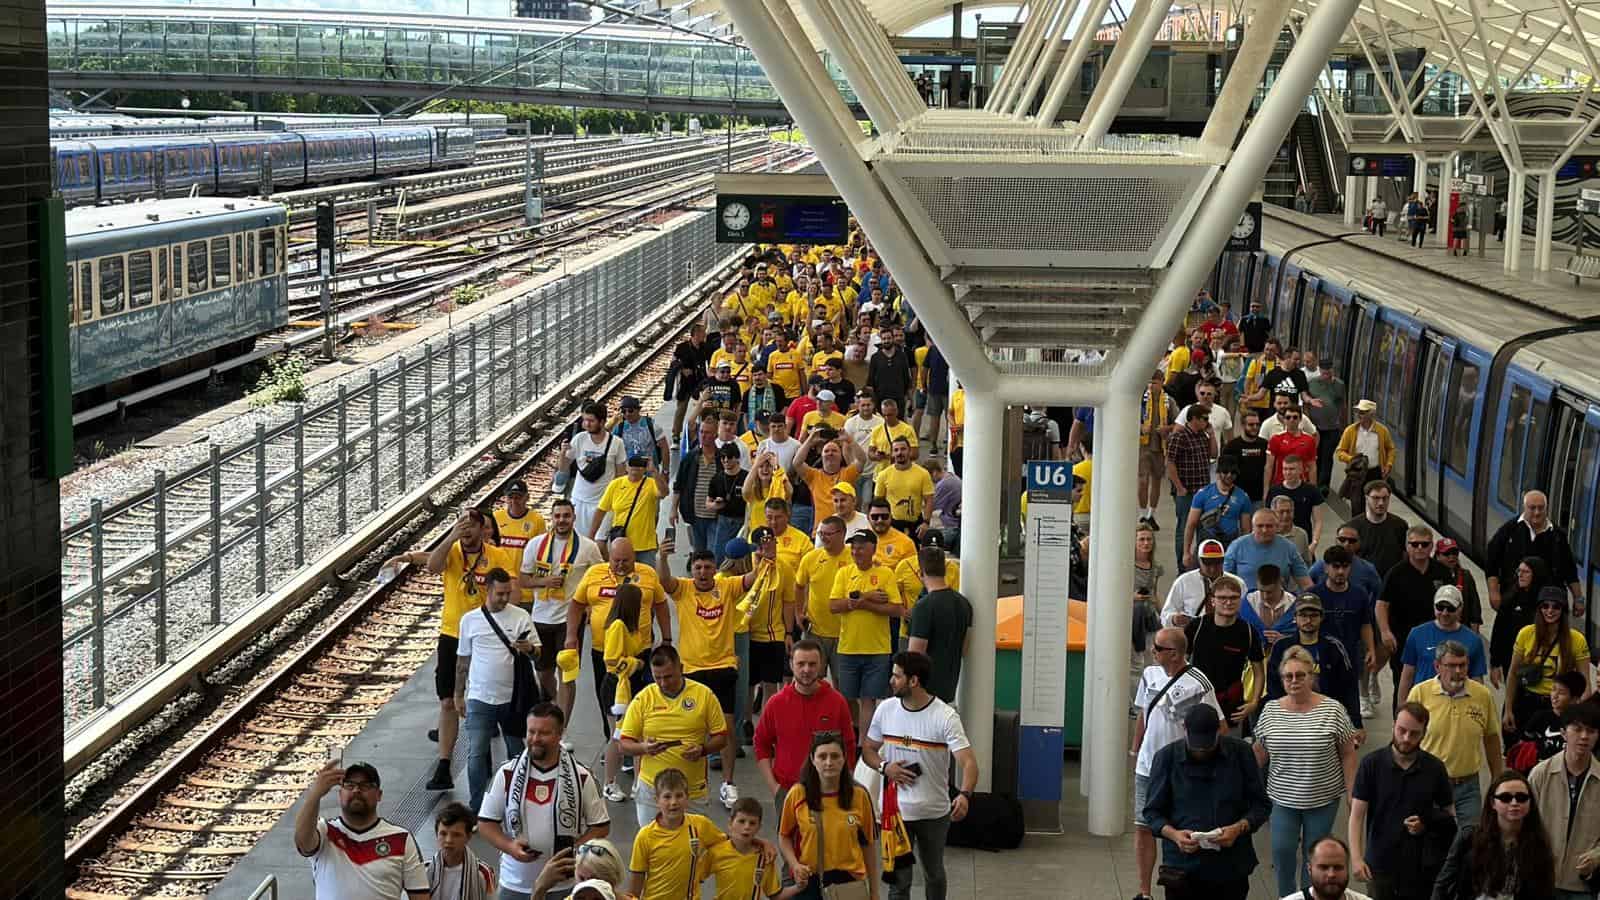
[
  {"x1": 722, "y1": 201, "x2": 751, "y2": 231},
  {"x1": 1351, "y1": 155, "x2": 1366, "y2": 173},
  {"x1": 1232, "y1": 210, "x2": 1257, "y2": 240}
]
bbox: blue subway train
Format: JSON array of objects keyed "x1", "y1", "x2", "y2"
[
  {"x1": 67, "y1": 198, "x2": 289, "y2": 393},
  {"x1": 1216, "y1": 209, "x2": 1600, "y2": 634},
  {"x1": 52, "y1": 124, "x2": 477, "y2": 206}
]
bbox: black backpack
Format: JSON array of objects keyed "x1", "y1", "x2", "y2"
[{"x1": 946, "y1": 792, "x2": 1024, "y2": 851}]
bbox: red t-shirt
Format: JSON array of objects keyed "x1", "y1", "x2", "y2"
[
  {"x1": 1267, "y1": 431, "x2": 1319, "y2": 485},
  {"x1": 1197, "y1": 319, "x2": 1239, "y2": 340},
  {"x1": 786, "y1": 396, "x2": 818, "y2": 435},
  {"x1": 752, "y1": 681, "x2": 857, "y2": 790}
]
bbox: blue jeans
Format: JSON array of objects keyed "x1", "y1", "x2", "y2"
[
  {"x1": 734, "y1": 632, "x2": 751, "y2": 745},
  {"x1": 689, "y1": 515, "x2": 717, "y2": 555},
  {"x1": 1269, "y1": 798, "x2": 1339, "y2": 896},
  {"x1": 1452, "y1": 778, "x2": 1481, "y2": 825},
  {"x1": 1172, "y1": 492, "x2": 1193, "y2": 572},
  {"x1": 713, "y1": 514, "x2": 744, "y2": 563},
  {"x1": 790, "y1": 504, "x2": 815, "y2": 538},
  {"x1": 466, "y1": 699, "x2": 524, "y2": 812}
]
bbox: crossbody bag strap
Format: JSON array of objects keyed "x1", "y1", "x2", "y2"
[
  {"x1": 1146, "y1": 666, "x2": 1195, "y2": 719},
  {"x1": 619, "y1": 477, "x2": 645, "y2": 532},
  {"x1": 813, "y1": 797, "x2": 828, "y2": 878},
  {"x1": 481, "y1": 607, "x2": 519, "y2": 655}
]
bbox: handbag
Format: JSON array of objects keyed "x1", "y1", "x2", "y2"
[
  {"x1": 1156, "y1": 865, "x2": 1189, "y2": 891},
  {"x1": 814, "y1": 795, "x2": 870, "y2": 900},
  {"x1": 1517, "y1": 642, "x2": 1558, "y2": 691},
  {"x1": 606, "y1": 476, "x2": 646, "y2": 542},
  {"x1": 578, "y1": 433, "x2": 615, "y2": 483},
  {"x1": 480, "y1": 607, "x2": 540, "y2": 735}
]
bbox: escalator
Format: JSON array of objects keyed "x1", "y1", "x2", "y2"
[{"x1": 1291, "y1": 110, "x2": 1344, "y2": 213}]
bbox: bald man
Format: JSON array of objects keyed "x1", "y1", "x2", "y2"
[{"x1": 1485, "y1": 490, "x2": 1586, "y2": 617}]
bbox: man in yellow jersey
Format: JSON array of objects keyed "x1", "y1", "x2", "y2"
[
  {"x1": 618, "y1": 649, "x2": 729, "y2": 826},
  {"x1": 796, "y1": 515, "x2": 851, "y2": 683},
  {"x1": 657, "y1": 540, "x2": 756, "y2": 811},
  {"x1": 894, "y1": 532, "x2": 962, "y2": 612},
  {"x1": 494, "y1": 480, "x2": 546, "y2": 608},
  {"x1": 792, "y1": 430, "x2": 864, "y2": 530},
  {"x1": 747, "y1": 265, "x2": 778, "y2": 311},
  {"x1": 760, "y1": 498, "x2": 813, "y2": 575},
  {"x1": 384, "y1": 508, "x2": 521, "y2": 791},
  {"x1": 874, "y1": 437, "x2": 934, "y2": 540},
  {"x1": 739, "y1": 524, "x2": 800, "y2": 752},
  {"x1": 722, "y1": 277, "x2": 756, "y2": 323},
  {"x1": 830, "y1": 528, "x2": 904, "y2": 735},
  {"x1": 799, "y1": 389, "x2": 846, "y2": 441},
  {"x1": 1072, "y1": 440, "x2": 1094, "y2": 532},
  {"x1": 519, "y1": 497, "x2": 602, "y2": 721},
  {"x1": 947, "y1": 385, "x2": 965, "y2": 477},
  {"x1": 592, "y1": 455, "x2": 668, "y2": 567},
  {"x1": 861, "y1": 495, "x2": 919, "y2": 575},
  {"x1": 807, "y1": 329, "x2": 840, "y2": 373},
  {"x1": 764, "y1": 331, "x2": 807, "y2": 399},
  {"x1": 707, "y1": 328, "x2": 740, "y2": 375},
  {"x1": 729, "y1": 341, "x2": 754, "y2": 394},
  {"x1": 867, "y1": 398, "x2": 919, "y2": 468},
  {"x1": 567, "y1": 539, "x2": 670, "y2": 735}
]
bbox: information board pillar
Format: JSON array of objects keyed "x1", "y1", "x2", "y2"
[
  {"x1": 957, "y1": 390, "x2": 1003, "y2": 793},
  {"x1": 1021, "y1": 458, "x2": 1075, "y2": 831}
]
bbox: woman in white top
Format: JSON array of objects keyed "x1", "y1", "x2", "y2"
[{"x1": 1253, "y1": 645, "x2": 1358, "y2": 898}]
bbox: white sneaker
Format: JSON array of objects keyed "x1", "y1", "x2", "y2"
[
  {"x1": 1360, "y1": 697, "x2": 1376, "y2": 720},
  {"x1": 603, "y1": 781, "x2": 629, "y2": 803},
  {"x1": 719, "y1": 782, "x2": 739, "y2": 810}
]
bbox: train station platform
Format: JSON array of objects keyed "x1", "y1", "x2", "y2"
[
  {"x1": 211, "y1": 426, "x2": 1473, "y2": 900},
  {"x1": 47, "y1": 5, "x2": 859, "y2": 116},
  {"x1": 1272, "y1": 205, "x2": 1600, "y2": 321}
]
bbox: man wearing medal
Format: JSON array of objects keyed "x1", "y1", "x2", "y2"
[
  {"x1": 520, "y1": 498, "x2": 603, "y2": 722},
  {"x1": 386, "y1": 508, "x2": 521, "y2": 792}
]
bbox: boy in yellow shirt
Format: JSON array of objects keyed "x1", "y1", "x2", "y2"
[
  {"x1": 700, "y1": 798, "x2": 789, "y2": 900},
  {"x1": 627, "y1": 769, "x2": 727, "y2": 900}
]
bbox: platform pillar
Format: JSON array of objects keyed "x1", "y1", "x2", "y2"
[
  {"x1": 1535, "y1": 170, "x2": 1557, "y2": 271},
  {"x1": 1078, "y1": 421, "x2": 1107, "y2": 799},
  {"x1": 1344, "y1": 174, "x2": 1360, "y2": 226},
  {"x1": 958, "y1": 390, "x2": 1004, "y2": 793},
  {"x1": 1505, "y1": 167, "x2": 1526, "y2": 271}
]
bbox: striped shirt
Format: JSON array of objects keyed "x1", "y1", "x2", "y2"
[
  {"x1": 866, "y1": 695, "x2": 970, "y2": 821},
  {"x1": 1255, "y1": 696, "x2": 1354, "y2": 809}
]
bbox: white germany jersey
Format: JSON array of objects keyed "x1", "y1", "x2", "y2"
[{"x1": 306, "y1": 816, "x2": 429, "y2": 900}]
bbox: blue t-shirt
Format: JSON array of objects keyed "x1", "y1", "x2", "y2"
[
  {"x1": 1310, "y1": 583, "x2": 1373, "y2": 663},
  {"x1": 1074, "y1": 407, "x2": 1094, "y2": 432},
  {"x1": 1190, "y1": 484, "x2": 1253, "y2": 543},
  {"x1": 1400, "y1": 622, "x2": 1488, "y2": 682},
  {"x1": 1223, "y1": 535, "x2": 1311, "y2": 591},
  {"x1": 1310, "y1": 558, "x2": 1384, "y2": 605}
]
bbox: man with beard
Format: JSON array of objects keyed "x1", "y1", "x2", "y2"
[
  {"x1": 478, "y1": 704, "x2": 611, "y2": 900},
  {"x1": 519, "y1": 498, "x2": 603, "y2": 722},
  {"x1": 295, "y1": 761, "x2": 431, "y2": 900},
  {"x1": 753, "y1": 639, "x2": 857, "y2": 813},
  {"x1": 1295, "y1": 837, "x2": 1374, "y2": 900},
  {"x1": 1349, "y1": 703, "x2": 1456, "y2": 900}
]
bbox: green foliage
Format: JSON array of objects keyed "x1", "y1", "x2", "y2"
[
  {"x1": 250, "y1": 354, "x2": 309, "y2": 407},
  {"x1": 450, "y1": 283, "x2": 486, "y2": 306}
]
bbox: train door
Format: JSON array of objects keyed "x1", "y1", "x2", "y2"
[
  {"x1": 1347, "y1": 300, "x2": 1378, "y2": 407},
  {"x1": 1293, "y1": 274, "x2": 1319, "y2": 348},
  {"x1": 1411, "y1": 336, "x2": 1450, "y2": 521},
  {"x1": 1547, "y1": 399, "x2": 1600, "y2": 632},
  {"x1": 1380, "y1": 313, "x2": 1423, "y2": 497},
  {"x1": 1438, "y1": 342, "x2": 1487, "y2": 540},
  {"x1": 1488, "y1": 371, "x2": 1555, "y2": 543}
]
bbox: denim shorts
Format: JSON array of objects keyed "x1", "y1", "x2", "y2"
[{"x1": 835, "y1": 653, "x2": 891, "y2": 699}]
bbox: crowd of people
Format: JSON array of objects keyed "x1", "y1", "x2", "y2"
[
  {"x1": 302, "y1": 236, "x2": 985, "y2": 900},
  {"x1": 289, "y1": 227, "x2": 1600, "y2": 900}
]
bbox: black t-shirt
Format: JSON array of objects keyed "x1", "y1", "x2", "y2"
[
  {"x1": 1351, "y1": 748, "x2": 1456, "y2": 889},
  {"x1": 1518, "y1": 709, "x2": 1566, "y2": 762},
  {"x1": 1164, "y1": 370, "x2": 1201, "y2": 408},
  {"x1": 821, "y1": 377, "x2": 856, "y2": 411},
  {"x1": 707, "y1": 469, "x2": 747, "y2": 521},
  {"x1": 1379, "y1": 560, "x2": 1455, "y2": 644},
  {"x1": 1183, "y1": 615, "x2": 1263, "y2": 710},
  {"x1": 907, "y1": 588, "x2": 973, "y2": 703},
  {"x1": 700, "y1": 379, "x2": 743, "y2": 416},
  {"x1": 1261, "y1": 367, "x2": 1310, "y2": 400},
  {"x1": 1348, "y1": 514, "x2": 1412, "y2": 576},
  {"x1": 1239, "y1": 315, "x2": 1273, "y2": 352},
  {"x1": 1223, "y1": 436, "x2": 1270, "y2": 502},
  {"x1": 1267, "y1": 481, "x2": 1324, "y2": 534}
]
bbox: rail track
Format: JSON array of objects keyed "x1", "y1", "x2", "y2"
[{"x1": 64, "y1": 258, "x2": 738, "y2": 900}]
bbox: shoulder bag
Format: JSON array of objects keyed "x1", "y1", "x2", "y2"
[
  {"x1": 813, "y1": 795, "x2": 870, "y2": 900},
  {"x1": 480, "y1": 608, "x2": 540, "y2": 735},
  {"x1": 606, "y1": 478, "x2": 645, "y2": 543},
  {"x1": 579, "y1": 433, "x2": 615, "y2": 483},
  {"x1": 1517, "y1": 641, "x2": 1559, "y2": 691}
]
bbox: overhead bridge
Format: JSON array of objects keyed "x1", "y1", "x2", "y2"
[{"x1": 48, "y1": 5, "x2": 864, "y2": 116}]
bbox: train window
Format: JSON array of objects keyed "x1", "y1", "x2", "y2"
[
  {"x1": 212, "y1": 237, "x2": 232, "y2": 288},
  {"x1": 187, "y1": 240, "x2": 208, "y2": 293},
  {"x1": 79, "y1": 262, "x2": 93, "y2": 320},
  {"x1": 98, "y1": 256, "x2": 125, "y2": 316},
  {"x1": 1499, "y1": 386, "x2": 1532, "y2": 508},
  {"x1": 66, "y1": 263, "x2": 76, "y2": 322},
  {"x1": 157, "y1": 248, "x2": 169, "y2": 304},
  {"x1": 235, "y1": 234, "x2": 246, "y2": 284},
  {"x1": 260, "y1": 228, "x2": 278, "y2": 276},
  {"x1": 1394, "y1": 332, "x2": 1419, "y2": 444},
  {"x1": 100, "y1": 154, "x2": 114, "y2": 182},
  {"x1": 1526, "y1": 400, "x2": 1548, "y2": 496},
  {"x1": 171, "y1": 245, "x2": 184, "y2": 298},
  {"x1": 246, "y1": 231, "x2": 257, "y2": 280},
  {"x1": 1445, "y1": 358, "x2": 1478, "y2": 475},
  {"x1": 128, "y1": 251, "x2": 153, "y2": 309}
]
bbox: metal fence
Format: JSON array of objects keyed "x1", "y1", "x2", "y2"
[{"x1": 61, "y1": 211, "x2": 729, "y2": 731}]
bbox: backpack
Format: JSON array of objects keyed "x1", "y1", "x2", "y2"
[
  {"x1": 946, "y1": 792, "x2": 1024, "y2": 851},
  {"x1": 614, "y1": 417, "x2": 660, "y2": 465}
]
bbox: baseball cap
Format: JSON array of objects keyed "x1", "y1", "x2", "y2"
[
  {"x1": 620, "y1": 396, "x2": 641, "y2": 409},
  {"x1": 832, "y1": 482, "x2": 856, "y2": 498},
  {"x1": 1198, "y1": 539, "x2": 1225, "y2": 559},
  {"x1": 749, "y1": 526, "x2": 776, "y2": 544},
  {"x1": 1433, "y1": 585, "x2": 1463, "y2": 609},
  {"x1": 342, "y1": 762, "x2": 381, "y2": 787},
  {"x1": 1183, "y1": 704, "x2": 1222, "y2": 750},
  {"x1": 1295, "y1": 592, "x2": 1324, "y2": 612},
  {"x1": 723, "y1": 537, "x2": 755, "y2": 559},
  {"x1": 846, "y1": 529, "x2": 878, "y2": 545},
  {"x1": 506, "y1": 480, "x2": 529, "y2": 495},
  {"x1": 572, "y1": 879, "x2": 618, "y2": 900},
  {"x1": 1539, "y1": 585, "x2": 1569, "y2": 609},
  {"x1": 626, "y1": 454, "x2": 649, "y2": 468},
  {"x1": 717, "y1": 361, "x2": 732, "y2": 371},
  {"x1": 1435, "y1": 537, "x2": 1460, "y2": 555},
  {"x1": 923, "y1": 530, "x2": 946, "y2": 549},
  {"x1": 1356, "y1": 398, "x2": 1377, "y2": 412},
  {"x1": 817, "y1": 389, "x2": 837, "y2": 403}
]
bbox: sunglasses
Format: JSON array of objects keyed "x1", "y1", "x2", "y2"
[
  {"x1": 577, "y1": 842, "x2": 615, "y2": 859},
  {"x1": 869, "y1": 514, "x2": 890, "y2": 520},
  {"x1": 1337, "y1": 537, "x2": 1359, "y2": 544},
  {"x1": 1541, "y1": 602, "x2": 1566, "y2": 611},
  {"x1": 1153, "y1": 644, "x2": 1178, "y2": 653},
  {"x1": 1408, "y1": 541, "x2": 1433, "y2": 548},
  {"x1": 1435, "y1": 603, "x2": 1459, "y2": 612},
  {"x1": 1493, "y1": 792, "x2": 1532, "y2": 804}
]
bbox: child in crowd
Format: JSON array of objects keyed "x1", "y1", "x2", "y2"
[
  {"x1": 701, "y1": 797, "x2": 790, "y2": 900},
  {"x1": 627, "y1": 769, "x2": 727, "y2": 900}
]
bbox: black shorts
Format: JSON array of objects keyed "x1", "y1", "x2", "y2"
[
  {"x1": 748, "y1": 640, "x2": 787, "y2": 685},
  {"x1": 691, "y1": 666, "x2": 738, "y2": 714},
  {"x1": 435, "y1": 634, "x2": 459, "y2": 699},
  {"x1": 534, "y1": 621, "x2": 566, "y2": 672},
  {"x1": 592, "y1": 647, "x2": 651, "y2": 723}
]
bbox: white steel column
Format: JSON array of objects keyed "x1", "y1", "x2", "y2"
[
  {"x1": 957, "y1": 390, "x2": 1004, "y2": 793},
  {"x1": 768, "y1": 1, "x2": 866, "y2": 144},
  {"x1": 1078, "y1": 0, "x2": 1166, "y2": 147},
  {"x1": 802, "y1": 0, "x2": 902, "y2": 135},
  {"x1": 1009, "y1": 0, "x2": 1078, "y2": 118},
  {"x1": 726, "y1": 0, "x2": 1000, "y2": 393},
  {"x1": 1344, "y1": 174, "x2": 1360, "y2": 226},
  {"x1": 1535, "y1": 171, "x2": 1557, "y2": 271},
  {"x1": 1200, "y1": 0, "x2": 1294, "y2": 155},
  {"x1": 1505, "y1": 168, "x2": 1526, "y2": 271},
  {"x1": 1034, "y1": 0, "x2": 1115, "y2": 127},
  {"x1": 1083, "y1": 393, "x2": 1138, "y2": 834},
  {"x1": 832, "y1": 0, "x2": 924, "y2": 121},
  {"x1": 992, "y1": 0, "x2": 1051, "y2": 111},
  {"x1": 1078, "y1": 430, "x2": 1108, "y2": 799}
]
